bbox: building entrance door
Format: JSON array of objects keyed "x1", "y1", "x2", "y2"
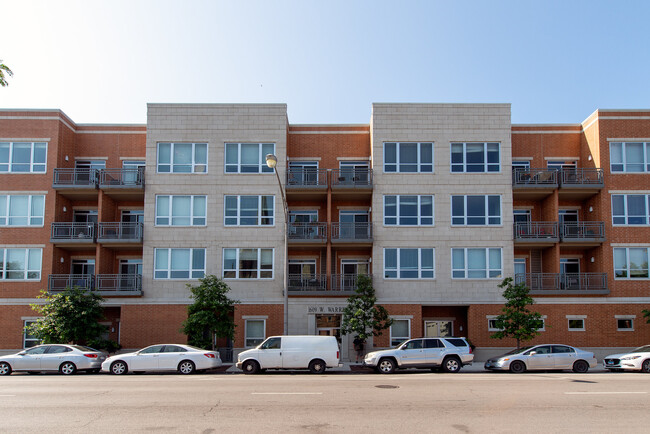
[
  {"x1": 424, "y1": 321, "x2": 453, "y2": 337},
  {"x1": 316, "y1": 314, "x2": 341, "y2": 343}
]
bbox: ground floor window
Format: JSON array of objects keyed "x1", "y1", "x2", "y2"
[
  {"x1": 390, "y1": 319, "x2": 410, "y2": 346},
  {"x1": 245, "y1": 319, "x2": 266, "y2": 347},
  {"x1": 616, "y1": 316, "x2": 634, "y2": 331},
  {"x1": 567, "y1": 317, "x2": 585, "y2": 331},
  {"x1": 23, "y1": 320, "x2": 41, "y2": 348}
]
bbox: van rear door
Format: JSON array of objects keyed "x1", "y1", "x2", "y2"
[{"x1": 257, "y1": 337, "x2": 283, "y2": 368}]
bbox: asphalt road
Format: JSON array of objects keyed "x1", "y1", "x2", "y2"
[{"x1": 1, "y1": 370, "x2": 649, "y2": 433}]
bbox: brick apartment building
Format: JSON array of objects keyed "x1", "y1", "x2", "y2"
[{"x1": 1, "y1": 103, "x2": 649, "y2": 360}]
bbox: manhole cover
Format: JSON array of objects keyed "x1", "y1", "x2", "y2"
[{"x1": 375, "y1": 385, "x2": 399, "y2": 389}]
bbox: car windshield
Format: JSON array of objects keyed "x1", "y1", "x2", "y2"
[
  {"x1": 184, "y1": 345, "x2": 204, "y2": 352},
  {"x1": 632, "y1": 345, "x2": 650, "y2": 353},
  {"x1": 501, "y1": 346, "x2": 534, "y2": 356}
]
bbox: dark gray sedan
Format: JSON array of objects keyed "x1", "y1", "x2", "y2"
[
  {"x1": 484, "y1": 344, "x2": 597, "y2": 373},
  {"x1": 0, "y1": 344, "x2": 106, "y2": 375}
]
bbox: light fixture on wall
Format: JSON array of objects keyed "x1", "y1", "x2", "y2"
[
  {"x1": 60, "y1": 257, "x2": 64, "y2": 263},
  {"x1": 589, "y1": 206, "x2": 593, "y2": 212},
  {"x1": 63, "y1": 206, "x2": 67, "y2": 212},
  {"x1": 459, "y1": 325, "x2": 463, "y2": 332},
  {"x1": 65, "y1": 155, "x2": 69, "y2": 161},
  {"x1": 590, "y1": 257, "x2": 595, "y2": 263},
  {"x1": 588, "y1": 155, "x2": 592, "y2": 161}
]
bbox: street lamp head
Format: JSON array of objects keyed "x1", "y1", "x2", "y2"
[{"x1": 266, "y1": 153, "x2": 278, "y2": 169}]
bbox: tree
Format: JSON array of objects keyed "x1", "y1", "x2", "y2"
[
  {"x1": 181, "y1": 275, "x2": 239, "y2": 350},
  {"x1": 490, "y1": 277, "x2": 544, "y2": 349},
  {"x1": 27, "y1": 288, "x2": 107, "y2": 345},
  {"x1": 643, "y1": 309, "x2": 650, "y2": 324},
  {"x1": 341, "y1": 274, "x2": 393, "y2": 343},
  {"x1": 0, "y1": 60, "x2": 13, "y2": 87}
]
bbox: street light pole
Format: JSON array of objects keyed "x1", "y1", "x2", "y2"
[{"x1": 266, "y1": 154, "x2": 289, "y2": 335}]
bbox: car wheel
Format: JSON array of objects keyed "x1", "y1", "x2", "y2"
[
  {"x1": 642, "y1": 359, "x2": 650, "y2": 373},
  {"x1": 572, "y1": 360, "x2": 589, "y2": 373},
  {"x1": 509, "y1": 360, "x2": 526, "y2": 374},
  {"x1": 242, "y1": 360, "x2": 260, "y2": 375},
  {"x1": 377, "y1": 358, "x2": 395, "y2": 374},
  {"x1": 308, "y1": 359, "x2": 326, "y2": 374},
  {"x1": 178, "y1": 360, "x2": 196, "y2": 375},
  {"x1": 442, "y1": 357, "x2": 461, "y2": 373},
  {"x1": 110, "y1": 361, "x2": 128, "y2": 375},
  {"x1": 0, "y1": 362, "x2": 12, "y2": 376},
  {"x1": 59, "y1": 362, "x2": 77, "y2": 375}
]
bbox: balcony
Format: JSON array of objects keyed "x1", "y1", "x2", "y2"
[
  {"x1": 512, "y1": 169, "x2": 558, "y2": 200},
  {"x1": 53, "y1": 168, "x2": 99, "y2": 200},
  {"x1": 285, "y1": 168, "x2": 328, "y2": 198},
  {"x1": 50, "y1": 222, "x2": 96, "y2": 248},
  {"x1": 560, "y1": 222, "x2": 605, "y2": 247},
  {"x1": 559, "y1": 168, "x2": 604, "y2": 200},
  {"x1": 98, "y1": 168, "x2": 145, "y2": 200},
  {"x1": 97, "y1": 222, "x2": 143, "y2": 247},
  {"x1": 331, "y1": 222, "x2": 373, "y2": 245},
  {"x1": 95, "y1": 274, "x2": 142, "y2": 296},
  {"x1": 287, "y1": 222, "x2": 327, "y2": 245},
  {"x1": 513, "y1": 222, "x2": 559, "y2": 247},
  {"x1": 287, "y1": 274, "x2": 327, "y2": 294},
  {"x1": 48, "y1": 274, "x2": 95, "y2": 292},
  {"x1": 330, "y1": 273, "x2": 369, "y2": 293},
  {"x1": 331, "y1": 168, "x2": 373, "y2": 198},
  {"x1": 516, "y1": 273, "x2": 608, "y2": 295}
]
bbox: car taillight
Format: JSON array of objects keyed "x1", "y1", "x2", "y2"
[
  {"x1": 337, "y1": 351, "x2": 339, "y2": 360},
  {"x1": 204, "y1": 353, "x2": 216, "y2": 358},
  {"x1": 84, "y1": 354, "x2": 98, "y2": 358},
  {"x1": 469, "y1": 346, "x2": 472, "y2": 354}
]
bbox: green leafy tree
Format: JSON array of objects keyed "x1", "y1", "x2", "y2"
[
  {"x1": 27, "y1": 288, "x2": 107, "y2": 344},
  {"x1": 0, "y1": 60, "x2": 13, "y2": 87},
  {"x1": 341, "y1": 274, "x2": 393, "y2": 343},
  {"x1": 181, "y1": 275, "x2": 239, "y2": 350},
  {"x1": 490, "y1": 277, "x2": 543, "y2": 349},
  {"x1": 643, "y1": 309, "x2": 650, "y2": 323}
]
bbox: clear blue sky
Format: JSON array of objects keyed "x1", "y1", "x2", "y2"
[{"x1": 2, "y1": 0, "x2": 649, "y2": 125}]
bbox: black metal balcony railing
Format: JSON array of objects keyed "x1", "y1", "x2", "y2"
[
  {"x1": 331, "y1": 168, "x2": 373, "y2": 187},
  {"x1": 331, "y1": 222, "x2": 373, "y2": 241},
  {"x1": 286, "y1": 168, "x2": 328, "y2": 188},
  {"x1": 513, "y1": 222, "x2": 559, "y2": 240},
  {"x1": 97, "y1": 222, "x2": 143, "y2": 241},
  {"x1": 330, "y1": 274, "x2": 370, "y2": 292},
  {"x1": 95, "y1": 274, "x2": 142, "y2": 293},
  {"x1": 287, "y1": 222, "x2": 327, "y2": 241},
  {"x1": 50, "y1": 222, "x2": 95, "y2": 241},
  {"x1": 559, "y1": 168, "x2": 604, "y2": 186},
  {"x1": 512, "y1": 168, "x2": 558, "y2": 186},
  {"x1": 53, "y1": 168, "x2": 98, "y2": 187},
  {"x1": 515, "y1": 273, "x2": 608, "y2": 292},
  {"x1": 287, "y1": 274, "x2": 327, "y2": 291},
  {"x1": 98, "y1": 167, "x2": 145, "y2": 187},
  {"x1": 561, "y1": 222, "x2": 605, "y2": 240},
  {"x1": 48, "y1": 274, "x2": 95, "y2": 292}
]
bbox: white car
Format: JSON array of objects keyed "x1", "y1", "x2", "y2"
[
  {"x1": 484, "y1": 344, "x2": 597, "y2": 373},
  {"x1": 102, "y1": 344, "x2": 221, "y2": 375},
  {"x1": 603, "y1": 345, "x2": 650, "y2": 372},
  {"x1": 0, "y1": 344, "x2": 106, "y2": 375}
]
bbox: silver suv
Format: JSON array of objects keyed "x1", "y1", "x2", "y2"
[{"x1": 363, "y1": 337, "x2": 474, "y2": 374}]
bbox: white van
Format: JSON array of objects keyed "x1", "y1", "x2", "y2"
[{"x1": 236, "y1": 335, "x2": 340, "y2": 374}]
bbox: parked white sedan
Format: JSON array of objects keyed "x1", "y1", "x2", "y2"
[
  {"x1": 484, "y1": 344, "x2": 597, "y2": 373},
  {"x1": 102, "y1": 344, "x2": 221, "y2": 375},
  {"x1": 603, "y1": 345, "x2": 650, "y2": 372},
  {"x1": 0, "y1": 344, "x2": 106, "y2": 375}
]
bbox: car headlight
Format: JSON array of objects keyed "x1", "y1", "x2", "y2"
[{"x1": 621, "y1": 355, "x2": 641, "y2": 360}]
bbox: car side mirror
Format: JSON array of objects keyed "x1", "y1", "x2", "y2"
[
  {"x1": 17, "y1": 352, "x2": 26, "y2": 356},
  {"x1": 529, "y1": 351, "x2": 537, "y2": 356}
]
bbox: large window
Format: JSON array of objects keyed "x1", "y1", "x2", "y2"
[
  {"x1": 612, "y1": 194, "x2": 650, "y2": 225},
  {"x1": 245, "y1": 319, "x2": 266, "y2": 347},
  {"x1": 0, "y1": 195, "x2": 45, "y2": 226},
  {"x1": 384, "y1": 248, "x2": 434, "y2": 279},
  {"x1": 155, "y1": 195, "x2": 206, "y2": 226},
  {"x1": 154, "y1": 248, "x2": 205, "y2": 279},
  {"x1": 383, "y1": 142, "x2": 433, "y2": 173},
  {"x1": 23, "y1": 320, "x2": 41, "y2": 348},
  {"x1": 390, "y1": 319, "x2": 411, "y2": 346},
  {"x1": 384, "y1": 195, "x2": 433, "y2": 225},
  {"x1": 225, "y1": 195, "x2": 274, "y2": 226},
  {"x1": 0, "y1": 248, "x2": 42, "y2": 280},
  {"x1": 157, "y1": 143, "x2": 207, "y2": 173},
  {"x1": 613, "y1": 247, "x2": 650, "y2": 279},
  {"x1": 451, "y1": 142, "x2": 500, "y2": 173},
  {"x1": 452, "y1": 248, "x2": 502, "y2": 279},
  {"x1": 0, "y1": 142, "x2": 47, "y2": 173},
  {"x1": 223, "y1": 248, "x2": 273, "y2": 279},
  {"x1": 451, "y1": 195, "x2": 501, "y2": 226},
  {"x1": 225, "y1": 143, "x2": 275, "y2": 173},
  {"x1": 610, "y1": 142, "x2": 650, "y2": 173}
]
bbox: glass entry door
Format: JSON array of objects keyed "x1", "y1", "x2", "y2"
[
  {"x1": 122, "y1": 160, "x2": 145, "y2": 184},
  {"x1": 120, "y1": 259, "x2": 142, "y2": 291},
  {"x1": 316, "y1": 314, "x2": 341, "y2": 343},
  {"x1": 339, "y1": 211, "x2": 369, "y2": 239},
  {"x1": 561, "y1": 258, "x2": 580, "y2": 289},
  {"x1": 288, "y1": 161, "x2": 319, "y2": 185},
  {"x1": 339, "y1": 161, "x2": 369, "y2": 184},
  {"x1": 424, "y1": 321, "x2": 453, "y2": 337},
  {"x1": 340, "y1": 260, "x2": 369, "y2": 291}
]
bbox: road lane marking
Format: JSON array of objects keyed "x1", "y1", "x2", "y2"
[
  {"x1": 564, "y1": 392, "x2": 647, "y2": 395},
  {"x1": 251, "y1": 392, "x2": 323, "y2": 395}
]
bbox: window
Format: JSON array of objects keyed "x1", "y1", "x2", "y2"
[
  {"x1": 225, "y1": 143, "x2": 275, "y2": 173},
  {"x1": 0, "y1": 248, "x2": 42, "y2": 280},
  {"x1": 245, "y1": 319, "x2": 266, "y2": 347},
  {"x1": 616, "y1": 316, "x2": 635, "y2": 331},
  {"x1": 384, "y1": 248, "x2": 434, "y2": 279},
  {"x1": 390, "y1": 319, "x2": 411, "y2": 346},
  {"x1": 225, "y1": 195, "x2": 274, "y2": 226},
  {"x1": 155, "y1": 195, "x2": 206, "y2": 226},
  {"x1": 23, "y1": 320, "x2": 41, "y2": 348},
  {"x1": 567, "y1": 317, "x2": 586, "y2": 331},
  {"x1": 486, "y1": 316, "x2": 502, "y2": 331},
  {"x1": 383, "y1": 142, "x2": 433, "y2": 173},
  {"x1": 613, "y1": 247, "x2": 650, "y2": 279},
  {"x1": 610, "y1": 142, "x2": 650, "y2": 173},
  {"x1": 612, "y1": 194, "x2": 650, "y2": 225},
  {"x1": 0, "y1": 195, "x2": 45, "y2": 226},
  {"x1": 157, "y1": 143, "x2": 207, "y2": 173},
  {"x1": 223, "y1": 248, "x2": 273, "y2": 279},
  {"x1": 512, "y1": 161, "x2": 531, "y2": 170},
  {"x1": 384, "y1": 195, "x2": 433, "y2": 226},
  {"x1": 154, "y1": 248, "x2": 205, "y2": 279},
  {"x1": 451, "y1": 195, "x2": 501, "y2": 226},
  {"x1": 452, "y1": 248, "x2": 502, "y2": 279},
  {"x1": 0, "y1": 142, "x2": 47, "y2": 173},
  {"x1": 451, "y1": 142, "x2": 500, "y2": 173}
]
